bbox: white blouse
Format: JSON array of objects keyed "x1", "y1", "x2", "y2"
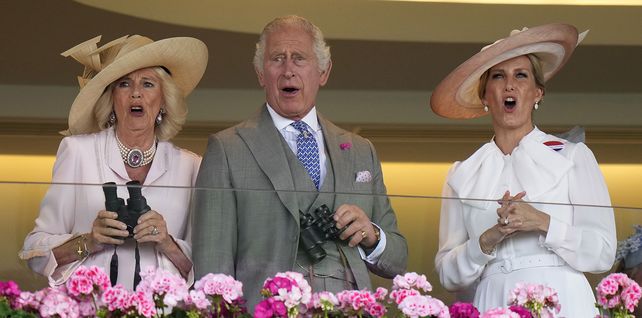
[
  {"x1": 20, "y1": 128, "x2": 200, "y2": 289},
  {"x1": 435, "y1": 127, "x2": 616, "y2": 316}
]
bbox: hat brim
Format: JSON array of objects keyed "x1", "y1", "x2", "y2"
[
  {"x1": 430, "y1": 23, "x2": 579, "y2": 119},
  {"x1": 65, "y1": 37, "x2": 208, "y2": 135}
]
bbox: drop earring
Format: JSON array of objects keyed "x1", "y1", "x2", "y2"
[
  {"x1": 534, "y1": 101, "x2": 539, "y2": 110},
  {"x1": 155, "y1": 108, "x2": 165, "y2": 126},
  {"x1": 483, "y1": 105, "x2": 489, "y2": 112},
  {"x1": 107, "y1": 111, "x2": 116, "y2": 126}
]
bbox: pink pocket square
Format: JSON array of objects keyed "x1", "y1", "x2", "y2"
[{"x1": 355, "y1": 170, "x2": 372, "y2": 183}]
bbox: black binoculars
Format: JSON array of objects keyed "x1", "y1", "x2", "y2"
[
  {"x1": 102, "y1": 181, "x2": 151, "y2": 237},
  {"x1": 299, "y1": 204, "x2": 346, "y2": 264}
]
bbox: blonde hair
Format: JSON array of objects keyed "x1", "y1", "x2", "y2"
[
  {"x1": 94, "y1": 67, "x2": 186, "y2": 141},
  {"x1": 477, "y1": 54, "x2": 546, "y2": 102},
  {"x1": 253, "y1": 15, "x2": 331, "y2": 73}
]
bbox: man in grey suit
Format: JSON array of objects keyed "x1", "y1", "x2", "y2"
[{"x1": 192, "y1": 15, "x2": 408, "y2": 310}]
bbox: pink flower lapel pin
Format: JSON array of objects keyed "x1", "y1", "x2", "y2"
[{"x1": 340, "y1": 142, "x2": 352, "y2": 150}]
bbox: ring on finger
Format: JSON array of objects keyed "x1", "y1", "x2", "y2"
[
  {"x1": 360, "y1": 230, "x2": 367, "y2": 238},
  {"x1": 151, "y1": 226, "x2": 159, "y2": 236},
  {"x1": 503, "y1": 217, "x2": 510, "y2": 225}
]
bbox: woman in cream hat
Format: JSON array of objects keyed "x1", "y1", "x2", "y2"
[
  {"x1": 20, "y1": 34, "x2": 208, "y2": 289},
  {"x1": 432, "y1": 24, "x2": 616, "y2": 315}
]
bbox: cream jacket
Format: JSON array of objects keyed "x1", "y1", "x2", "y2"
[{"x1": 20, "y1": 127, "x2": 200, "y2": 289}]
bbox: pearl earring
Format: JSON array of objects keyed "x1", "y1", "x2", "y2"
[
  {"x1": 483, "y1": 105, "x2": 489, "y2": 112},
  {"x1": 534, "y1": 102, "x2": 539, "y2": 110}
]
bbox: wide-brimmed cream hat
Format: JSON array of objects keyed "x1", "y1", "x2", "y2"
[
  {"x1": 61, "y1": 35, "x2": 208, "y2": 135},
  {"x1": 430, "y1": 23, "x2": 587, "y2": 119}
]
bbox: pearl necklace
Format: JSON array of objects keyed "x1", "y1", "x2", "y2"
[{"x1": 115, "y1": 134, "x2": 157, "y2": 168}]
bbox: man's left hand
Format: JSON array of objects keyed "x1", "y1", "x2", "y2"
[{"x1": 334, "y1": 204, "x2": 378, "y2": 248}]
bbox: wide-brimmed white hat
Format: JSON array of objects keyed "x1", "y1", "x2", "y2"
[
  {"x1": 61, "y1": 35, "x2": 208, "y2": 135},
  {"x1": 430, "y1": 23, "x2": 587, "y2": 119}
]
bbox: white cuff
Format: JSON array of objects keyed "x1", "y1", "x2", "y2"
[
  {"x1": 357, "y1": 223, "x2": 387, "y2": 264},
  {"x1": 543, "y1": 216, "x2": 568, "y2": 250}
]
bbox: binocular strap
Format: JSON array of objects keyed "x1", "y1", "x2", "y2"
[
  {"x1": 109, "y1": 243, "x2": 142, "y2": 290},
  {"x1": 109, "y1": 246, "x2": 118, "y2": 286},
  {"x1": 301, "y1": 242, "x2": 354, "y2": 292},
  {"x1": 133, "y1": 243, "x2": 141, "y2": 289}
]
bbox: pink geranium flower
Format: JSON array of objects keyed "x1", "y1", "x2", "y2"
[
  {"x1": 508, "y1": 305, "x2": 533, "y2": 318},
  {"x1": 0, "y1": 280, "x2": 22, "y2": 308},
  {"x1": 393, "y1": 272, "x2": 433, "y2": 293},
  {"x1": 336, "y1": 289, "x2": 386, "y2": 318},
  {"x1": 509, "y1": 282, "x2": 560, "y2": 317},
  {"x1": 481, "y1": 307, "x2": 520, "y2": 318},
  {"x1": 255, "y1": 297, "x2": 288, "y2": 318},
  {"x1": 184, "y1": 290, "x2": 211, "y2": 310},
  {"x1": 66, "y1": 265, "x2": 110, "y2": 298},
  {"x1": 195, "y1": 273, "x2": 244, "y2": 303},
  {"x1": 38, "y1": 287, "x2": 80, "y2": 318},
  {"x1": 398, "y1": 294, "x2": 449, "y2": 318},
  {"x1": 596, "y1": 272, "x2": 641, "y2": 316},
  {"x1": 310, "y1": 291, "x2": 339, "y2": 311},
  {"x1": 263, "y1": 276, "x2": 294, "y2": 296},
  {"x1": 129, "y1": 290, "x2": 157, "y2": 318},
  {"x1": 255, "y1": 271, "x2": 312, "y2": 318},
  {"x1": 390, "y1": 288, "x2": 421, "y2": 305},
  {"x1": 101, "y1": 284, "x2": 131, "y2": 312},
  {"x1": 374, "y1": 287, "x2": 389, "y2": 301},
  {"x1": 450, "y1": 302, "x2": 480, "y2": 318},
  {"x1": 15, "y1": 290, "x2": 42, "y2": 311},
  {"x1": 77, "y1": 299, "x2": 96, "y2": 317},
  {"x1": 136, "y1": 266, "x2": 189, "y2": 307}
]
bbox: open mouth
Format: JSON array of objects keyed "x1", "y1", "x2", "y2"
[
  {"x1": 130, "y1": 106, "x2": 144, "y2": 114},
  {"x1": 504, "y1": 97, "x2": 516, "y2": 110},
  {"x1": 281, "y1": 86, "x2": 300, "y2": 95}
]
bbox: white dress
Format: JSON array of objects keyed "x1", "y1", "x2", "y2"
[
  {"x1": 435, "y1": 128, "x2": 616, "y2": 317},
  {"x1": 20, "y1": 127, "x2": 201, "y2": 289}
]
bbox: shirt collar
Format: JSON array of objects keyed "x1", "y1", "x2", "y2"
[
  {"x1": 266, "y1": 103, "x2": 320, "y2": 132},
  {"x1": 490, "y1": 126, "x2": 540, "y2": 152}
]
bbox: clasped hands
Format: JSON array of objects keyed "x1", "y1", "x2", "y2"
[
  {"x1": 88, "y1": 210, "x2": 173, "y2": 253},
  {"x1": 496, "y1": 191, "x2": 549, "y2": 234},
  {"x1": 480, "y1": 191, "x2": 550, "y2": 254},
  {"x1": 333, "y1": 204, "x2": 379, "y2": 249}
]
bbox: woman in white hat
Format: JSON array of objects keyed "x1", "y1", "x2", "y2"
[
  {"x1": 20, "y1": 35, "x2": 208, "y2": 290},
  {"x1": 431, "y1": 24, "x2": 616, "y2": 315}
]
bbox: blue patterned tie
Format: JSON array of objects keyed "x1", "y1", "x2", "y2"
[{"x1": 291, "y1": 121, "x2": 320, "y2": 189}]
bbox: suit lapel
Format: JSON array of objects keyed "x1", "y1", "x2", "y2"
[
  {"x1": 237, "y1": 107, "x2": 300, "y2": 225},
  {"x1": 319, "y1": 114, "x2": 353, "y2": 203}
]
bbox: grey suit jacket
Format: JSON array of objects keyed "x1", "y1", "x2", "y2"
[{"x1": 192, "y1": 106, "x2": 407, "y2": 309}]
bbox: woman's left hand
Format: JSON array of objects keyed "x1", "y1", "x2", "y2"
[
  {"x1": 134, "y1": 210, "x2": 192, "y2": 279},
  {"x1": 133, "y1": 210, "x2": 174, "y2": 252},
  {"x1": 497, "y1": 191, "x2": 550, "y2": 234}
]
